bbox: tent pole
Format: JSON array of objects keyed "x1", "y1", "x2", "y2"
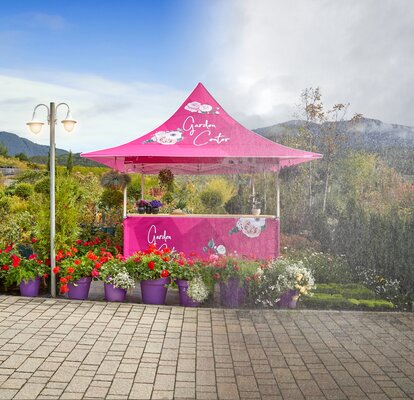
[
  {"x1": 141, "y1": 172, "x2": 145, "y2": 200},
  {"x1": 275, "y1": 170, "x2": 280, "y2": 219},
  {"x1": 123, "y1": 165, "x2": 127, "y2": 219}
]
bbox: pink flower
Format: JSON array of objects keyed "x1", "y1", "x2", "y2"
[{"x1": 91, "y1": 269, "x2": 99, "y2": 277}]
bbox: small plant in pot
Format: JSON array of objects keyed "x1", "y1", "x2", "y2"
[
  {"x1": 57, "y1": 249, "x2": 110, "y2": 300},
  {"x1": 170, "y1": 257, "x2": 210, "y2": 307},
  {"x1": 126, "y1": 244, "x2": 172, "y2": 305},
  {"x1": 149, "y1": 200, "x2": 163, "y2": 214},
  {"x1": 3, "y1": 251, "x2": 48, "y2": 297},
  {"x1": 136, "y1": 199, "x2": 149, "y2": 214},
  {"x1": 99, "y1": 257, "x2": 135, "y2": 302}
]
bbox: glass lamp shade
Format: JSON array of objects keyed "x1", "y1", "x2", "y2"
[
  {"x1": 26, "y1": 120, "x2": 44, "y2": 134},
  {"x1": 61, "y1": 118, "x2": 77, "y2": 132}
]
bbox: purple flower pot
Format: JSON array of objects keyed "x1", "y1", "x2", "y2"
[
  {"x1": 68, "y1": 277, "x2": 92, "y2": 300},
  {"x1": 220, "y1": 277, "x2": 247, "y2": 308},
  {"x1": 19, "y1": 276, "x2": 41, "y2": 297},
  {"x1": 278, "y1": 289, "x2": 299, "y2": 309},
  {"x1": 104, "y1": 282, "x2": 127, "y2": 302},
  {"x1": 176, "y1": 279, "x2": 199, "y2": 307},
  {"x1": 140, "y1": 277, "x2": 169, "y2": 305}
]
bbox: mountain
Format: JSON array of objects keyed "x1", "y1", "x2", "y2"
[
  {"x1": 0, "y1": 131, "x2": 68, "y2": 157},
  {"x1": 254, "y1": 118, "x2": 414, "y2": 175},
  {"x1": 254, "y1": 118, "x2": 414, "y2": 151}
]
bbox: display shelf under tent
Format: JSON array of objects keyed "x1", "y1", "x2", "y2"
[{"x1": 81, "y1": 83, "x2": 322, "y2": 258}]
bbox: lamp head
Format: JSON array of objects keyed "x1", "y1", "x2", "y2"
[
  {"x1": 61, "y1": 110, "x2": 77, "y2": 132},
  {"x1": 26, "y1": 119, "x2": 44, "y2": 134}
]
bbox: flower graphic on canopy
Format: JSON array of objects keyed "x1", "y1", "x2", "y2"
[
  {"x1": 184, "y1": 101, "x2": 220, "y2": 114},
  {"x1": 143, "y1": 129, "x2": 183, "y2": 145},
  {"x1": 229, "y1": 218, "x2": 266, "y2": 238}
]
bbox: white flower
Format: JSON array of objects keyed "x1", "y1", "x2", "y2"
[
  {"x1": 185, "y1": 101, "x2": 201, "y2": 112},
  {"x1": 216, "y1": 245, "x2": 226, "y2": 255},
  {"x1": 187, "y1": 275, "x2": 209, "y2": 302},
  {"x1": 107, "y1": 269, "x2": 135, "y2": 290},
  {"x1": 199, "y1": 104, "x2": 213, "y2": 113}
]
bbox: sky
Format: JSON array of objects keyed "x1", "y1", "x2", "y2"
[{"x1": 0, "y1": 0, "x2": 413, "y2": 152}]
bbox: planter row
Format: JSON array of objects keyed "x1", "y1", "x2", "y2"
[{"x1": 17, "y1": 277, "x2": 298, "y2": 308}]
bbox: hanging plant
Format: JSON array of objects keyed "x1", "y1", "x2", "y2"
[
  {"x1": 100, "y1": 171, "x2": 131, "y2": 190},
  {"x1": 158, "y1": 169, "x2": 174, "y2": 191}
]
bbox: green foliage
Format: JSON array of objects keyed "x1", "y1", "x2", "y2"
[
  {"x1": 15, "y1": 152, "x2": 29, "y2": 162},
  {"x1": 14, "y1": 183, "x2": 34, "y2": 199},
  {"x1": 66, "y1": 150, "x2": 73, "y2": 175},
  {"x1": 0, "y1": 142, "x2": 8, "y2": 157},
  {"x1": 200, "y1": 189, "x2": 224, "y2": 213},
  {"x1": 100, "y1": 189, "x2": 124, "y2": 209},
  {"x1": 5, "y1": 256, "x2": 48, "y2": 286},
  {"x1": 34, "y1": 177, "x2": 50, "y2": 194}
]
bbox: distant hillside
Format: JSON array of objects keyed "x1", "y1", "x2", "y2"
[
  {"x1": 0, "y1": 131, "x2": 68, "y2": 157},
  {"x1": 0, "y1": 131, "x2": 101, "y2": 167},
  {"x1": 254, "y1": 118, "x2": 414, "y2": 175}
]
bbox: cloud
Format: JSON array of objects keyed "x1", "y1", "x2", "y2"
[
  {"x1": 0, "y1": 70, "x2": 186, "y2": 153},
  {"x1": 207, "y1": 0, "x2": 414, "y2": 127}
]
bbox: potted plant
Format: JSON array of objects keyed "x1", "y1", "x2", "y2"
[
  {"x1": 209, "y1": 255, "x2": 257, "y2": 307},
  {"x1": 3, "y1": 251, "x2": 48, "y2": 297},
  {"x1": 250, "y1": 259, "x2": 315, "y2": 309},
  {"x1": 149, "y1": 200, "x2": 163, "y2": 214},
  {"x1": 126, "y1": 244, "x2": 172, "y2": 305},
  {"x1": 136, "y1": 199, "x2": 149, "y2": 214},
  {"x1": 57, "y1": 249, "x2": 109, "y2": 300},
  {"x1": 100, "y1": 170, "x2": 131, "y2": 190},
  {"x1": 170, "y1": 257, "x2": 210, "y2": 307},
  {"x1": 99, "y1": 256, "x2": 135, "y2": 302}
]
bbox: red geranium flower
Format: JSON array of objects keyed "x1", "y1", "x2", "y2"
[
  {"x1": 94, "y1": 262, "x2": 102, "y2": 269},
  {"x1": 161, "y1": 269, "x2": 169, "y2": 278},
  {"x1": 28, "y1": 254, "x2": 37, "y2": 260},
  {"x1": 74, "y1": 259, "x2": 81, "y2": 265},
  {"x1": 43, "y1": 273, "x2": 48, "y2": 278},
  {"x1": 11, "y1": 255, "x2": 21, "y2": 268},
  {"x1": 213, "y1": 273, "x2": 221, "y2": 280},
  {"x1": 148, "y1": 261, "x2": 155, "y2": 270},
  {"x1": 67, "y1": 267, "x2": 75, "y2": 274},
  {"x1": 1, "y1": 265, "x2": 8, "y2": 271},
  {"x1": 53, "y1": 266, "x2": 60, "y2": 274},
  {"x1": 60, "y1": 284, "x2": 69, "y2": 294},
  {"x1": 60, "y1": 277, "x2": 67, "y2": 284},
  {"x1": 31, "y1": 237, "x2": 38, "y2": 243}
]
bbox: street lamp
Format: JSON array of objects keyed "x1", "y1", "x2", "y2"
[{"x1": 27, "y1": 102, "x2": 77, "y2": 297}]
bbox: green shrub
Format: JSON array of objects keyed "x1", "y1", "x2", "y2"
[
  {"x1": 315, "y1": 283, "x2": 375, "y2": 299},
  {"x1": 34, "y1": 177, "x2": 50, "y2": 194},
  {"x1": 100, "y1": 189, "x2": 124, "y2": 209},
  {"x1": 200, "y1": 189, "x2": 224, "y2": 213},
  {"x1": 14, "y1": 183, "x2": 34, "y2": 199}
]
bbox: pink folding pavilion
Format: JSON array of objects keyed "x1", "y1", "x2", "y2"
[
  {"x1": 81, "y1": 83, "x2": 321, "y2": 258},
  {"x1": 81, "y1": 83, "x2": 321, "y2": 175}
]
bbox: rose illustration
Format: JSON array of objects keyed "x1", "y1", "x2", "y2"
[
  {"x1": 143, "y1": 129, "x2": 183, "y2": 145},
  {"x1": 185, "y1": 101, "x2": 201, "y2": 113},
  {"x1": 229, "y1": 218, "x2": 266, "y2": 238},
  {"x1": 199, "y1": 104, "x2": 213, "y2": 113},
  {"x1": 216, "y1": 245, "x2": 226, "y2": 255}
]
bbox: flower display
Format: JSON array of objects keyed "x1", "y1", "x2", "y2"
[
  {"x1": 100, "y1": 258, "x2": 135, "y2": 290},
  {"x1": 184, "y1": 102, "x2": 219, "y2": 114},
  {"x1": 187, "y1": 275, "x2": 209, "y2": 302},
  {"x1": 250, "y1": 259, "x2": 315, "y2": 308},
  {"x1": 136, "y1": 199, "x2": 149, "y2": 207},
  {"x1": 150, "y1": 200, "x2": 163, "y2": 208},
  {"x1": 126, "y1": 244, "x2": 174, "y2": 281}
]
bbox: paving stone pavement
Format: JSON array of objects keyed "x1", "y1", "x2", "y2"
[{"x1": 0, "y1": 295, "x2": 413, "y2": 400}]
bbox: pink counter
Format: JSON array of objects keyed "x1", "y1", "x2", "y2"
[{"x1": 124, "y1": 214, "x2": 280, "y2": 260}]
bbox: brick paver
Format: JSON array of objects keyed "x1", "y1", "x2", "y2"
[{"x1": 0, "y1": 295, "x2": 413, "y2": 399}]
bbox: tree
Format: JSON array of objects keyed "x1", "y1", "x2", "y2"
[
  {"x1": 15, "y1": 152, "x2": 29, "y2": 162},
  {"x1": 0, "y1": 142, "x2": 8, "y2": 157}
]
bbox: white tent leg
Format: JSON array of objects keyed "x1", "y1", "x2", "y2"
[
  {"x1": 123, "y1": 186, "x2": 127, "y2": 218},
  {"x1": 275, "y1": 171, "x2": 280, "y2": 219},
  {"x1": 141, "y1": 173, "x2": 145, "y2": 200}
]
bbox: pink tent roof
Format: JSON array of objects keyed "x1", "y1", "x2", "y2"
[{"x1": 81, "y1": 83, "x2": 322, "y2": 174}]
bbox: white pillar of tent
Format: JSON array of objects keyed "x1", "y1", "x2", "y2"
[
  {"x1": 141, "y1": 171, "x2": 145, "y2": 200},
  {"x1": 123, "y1": 165, "x2": 127, "y2": 218},
  {"x1": 275, "y1": 169, "x2": 280, "y2": 219}
]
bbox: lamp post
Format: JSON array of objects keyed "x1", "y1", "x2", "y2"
[{"x1": 27, "y1": 102, "x2": 77, "y2": 297}]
